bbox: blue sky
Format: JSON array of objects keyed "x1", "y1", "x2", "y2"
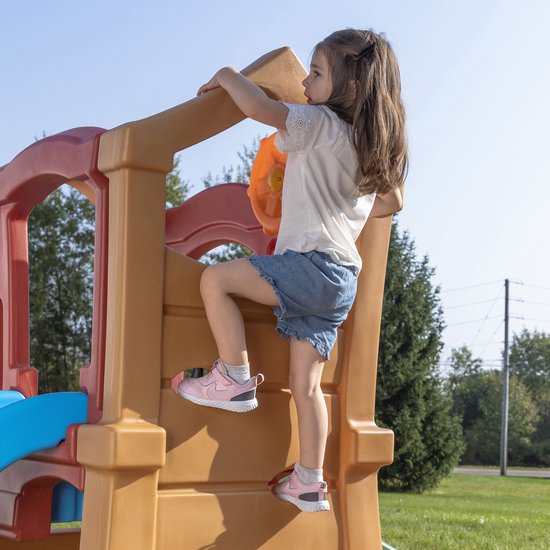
[{"x1": 2, "y1": 0, "x2": 549, "y2": 369}]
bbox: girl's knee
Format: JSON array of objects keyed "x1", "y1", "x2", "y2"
[
  {"x1": 289, "y1": 374, "x2": 321, "y2": 401},
  {"x1": 200, "y1": 265, "x2": 223, "y2": 300}
]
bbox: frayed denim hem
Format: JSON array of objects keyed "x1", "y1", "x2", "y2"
[
  {"x1": 275, "y1": 320, "x2": 331, "y2": 361},
  {"x1": 247, "y1": 256, "x2": 288, "y2": 319},
  {"x1": 248, "y1": 254, "x2": 339, "y2": 361}
]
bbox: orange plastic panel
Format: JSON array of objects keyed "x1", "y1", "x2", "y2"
[{"x1": 247, "y1": 132, "x2": 287, "y2": 236}]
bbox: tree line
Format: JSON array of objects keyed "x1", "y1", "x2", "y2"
[
  {"x1": 447, "y1": 332, "x2": 550, "y2": 468},
  {"x1": 27, "y1": 138, "x2": 548, "y2": 493}
]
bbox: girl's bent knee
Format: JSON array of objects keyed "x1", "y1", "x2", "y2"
[{"x1": 200, "y1": 266, "x2": 222, "y2": 299}]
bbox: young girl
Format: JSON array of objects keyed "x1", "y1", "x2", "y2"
[{"x1": 177, "y1": 28, "x2": 407, "y2": 513}]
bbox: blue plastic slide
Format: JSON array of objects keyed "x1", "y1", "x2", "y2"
[
  {"x1": 0, "y1": 390, "x2": 25, "y2": 409},
  {"x1": 0, "y1": 391, "x2": 88, "y2": 472}
]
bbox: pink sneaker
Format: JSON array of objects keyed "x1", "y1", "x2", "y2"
[
  {"x1": 268, "y1": 467, "x2": 330, "y2": 512},
  {"x1": 176, "y1": 360, "x2": 264, "y2": 413}
]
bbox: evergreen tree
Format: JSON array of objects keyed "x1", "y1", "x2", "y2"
[
  {"x1": 166, "y1": 155, "x2": 190, "y2": 208},
  {"x1": 29, "y1": 186, "x2": 95, "y2": 393},
  {"x1": 376, "y1": 221, "x2": 464, "y2": 492}
]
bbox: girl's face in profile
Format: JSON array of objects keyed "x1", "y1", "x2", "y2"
[{"x1": 302, "y1": 50, "x2": 333, "y2": 105}]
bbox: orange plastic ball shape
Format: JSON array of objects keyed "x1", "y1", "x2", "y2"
[{"x1": 247, "y1": 132, "x2": 287, "y2": 236}]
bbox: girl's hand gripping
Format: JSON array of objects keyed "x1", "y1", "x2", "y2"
[
  {"x1": 197, "y1": 71, "x2": 223, "y2": 96},
  {"x1": 195, "y1": 67, "x2": 288, "y2": 130}
]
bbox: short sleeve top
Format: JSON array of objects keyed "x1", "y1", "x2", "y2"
[{"x1": 274, "y1": 103, "x2": 375, "y2": 271}]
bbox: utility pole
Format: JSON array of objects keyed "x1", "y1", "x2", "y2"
[{"x1": 500, "y1": 278, "x2": 510, "y2": 476}]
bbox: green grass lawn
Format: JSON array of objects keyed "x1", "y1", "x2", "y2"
[{"x1": 380, "y1": 474, "x2": 550, "y2": 550}]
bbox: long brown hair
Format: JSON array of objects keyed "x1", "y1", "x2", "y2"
[{"x1": 315, "y1": 29, "x2": 408, "y2": 196}]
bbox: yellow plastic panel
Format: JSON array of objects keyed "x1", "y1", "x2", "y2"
[
  {"x1": 158, "y1": 388, "x2": 340, "y2": 485},
  {"x1": 163, "y1": 250, "x2": 204, "y2": 310},
  {"x1": 78, "y1": 420, "x2": 165, "y2": 470},
  {"x1": 156, "y1": 487, "x2": 342, "y2": 550},
  {"x1": 161, "y1": 314, "x2": 342, "y2": 385},
  {"x1": 79, "y1": 468, "x2": 160, "y2": 550}
]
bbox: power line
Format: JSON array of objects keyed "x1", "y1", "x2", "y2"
[
  {"x1": 507, "y1": 314, "x2": 550, "y2": 324},
  {"x1": 438, "y1": 362, "x2": 502, "y2": 365},
  {"x1": 511, "y1": 299, "x2": 550, "y2": 308},
  {"x1": 446, "y1": 315, "x2": 502, "y2": 327},
  {"x1": 438, "y1": 361, "x2": 502, "y2": 369},
  {"x1": 438, "y1": 357, "x2": 502, "y2": 362},
  {"x1": 517, "y1": 282, "x2": 550, "y2": 292},
  {"x1": 441, "y1": 280, "x2": 502, "y2": 293},
  {"x1": 442, "y1": 278, "x2": 550, "y2": 362},
  {"x1": 470, "y1": 340, "x2": 502, "y2": 347},
  {"x1": 471, "y1": 287, "x2": 504, "y2": 346},
  {"x1": 479, "y1": 320, "x2": 505, "y2": 358},
  {"x1": 446, "y1": 298, "x2": 503, "y2": 310},
  {"x1": 440, "y1": 278, "x2": 550, "y2": 296}
]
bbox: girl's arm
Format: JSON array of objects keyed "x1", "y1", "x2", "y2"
[
  {"x1": 198, "y1": 67, "x2": 289, "y2": 131},
  {"x1": 369, "y1": 186, "x2": 404, "y2": 218}
]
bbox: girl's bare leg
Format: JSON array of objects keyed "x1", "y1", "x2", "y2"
[
  {"x1": 288, "y1": 338, "x2": 327, "y2": 470},
  {"x1": 202, "y1": 260, "x2": 328, "y2": 468},
  {"x1": 200, "y1": 258, "x2": 279, "y2": 366}
]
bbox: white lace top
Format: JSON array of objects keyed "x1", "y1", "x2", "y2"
[{"x1": 274, "y1": 103, "x2": 375, "y2": 271}]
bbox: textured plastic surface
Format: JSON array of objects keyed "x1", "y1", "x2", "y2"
[
  {"x1": 0, "y1": 393, "x2": 88, "y2": 472},
  {"x1": 0, "y1": 391, "x2": 24, "y2": 410}
]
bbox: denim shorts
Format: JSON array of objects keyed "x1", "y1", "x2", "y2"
[{"x1": 248, "y1": 250, "x2": 358, "y2": 360}]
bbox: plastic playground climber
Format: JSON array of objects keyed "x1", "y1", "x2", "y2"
[{"x1": 0, "y1": 48, "x2": 394, "y2": 549}]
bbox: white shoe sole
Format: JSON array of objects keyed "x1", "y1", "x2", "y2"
[
  {"x1": 274, "y1": 492, "x2": 330, "y2": 512},
  {"x1": 178, "y1": 391, "x2": 258, "y2": 413}
]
